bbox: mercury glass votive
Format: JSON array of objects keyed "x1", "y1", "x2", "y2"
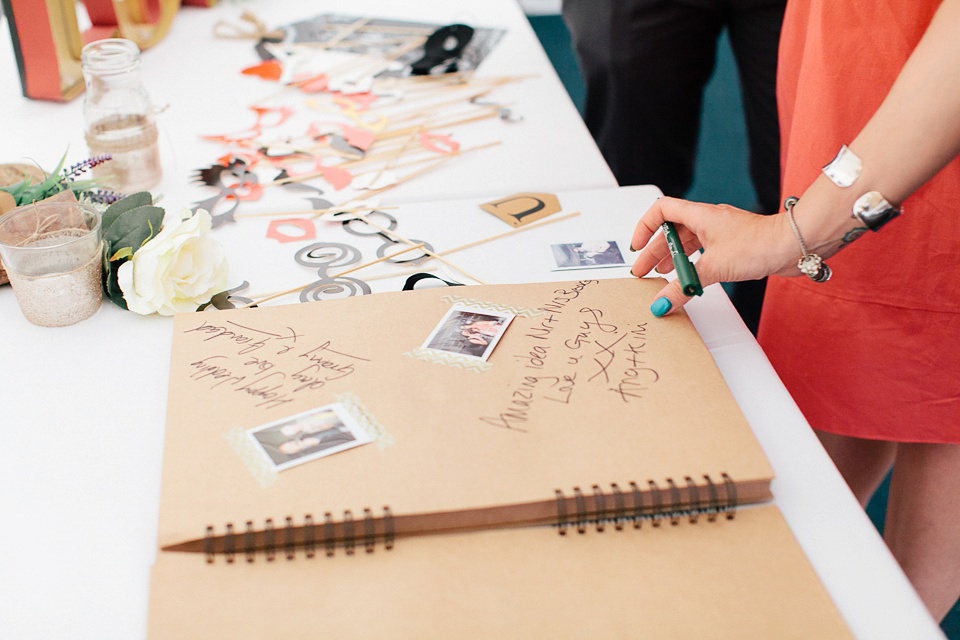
[{"x1": 0, "y1": 201, "x2": 103, "y2": 327}]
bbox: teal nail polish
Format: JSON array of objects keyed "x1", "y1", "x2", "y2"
[{"x1": 650, "y1": 297, "x2": 672, "y2": 317}]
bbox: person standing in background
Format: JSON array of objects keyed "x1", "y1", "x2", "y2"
[
  {"x1": 562, "y1": 0, "x2": 786, "y2": 333},
  {"x1": 630, "y1": 0, "x2": 960, "y2": 622}
]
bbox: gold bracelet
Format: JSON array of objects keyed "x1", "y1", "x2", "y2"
[{"x1": 784, "y1": 197, "x2": 832, "y2": 283}]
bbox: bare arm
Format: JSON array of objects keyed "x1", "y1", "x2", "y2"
[{"x1": 631, "y1": 0, "x2": 960, "y2": 315}]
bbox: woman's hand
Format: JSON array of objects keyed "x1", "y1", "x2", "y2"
[{"x1": 630, "y1": 197, "x2": 799, "y2": 316}]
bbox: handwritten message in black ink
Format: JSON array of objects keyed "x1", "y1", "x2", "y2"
[
  {"x1": 182, "y1": 319, "x2": 370, "y2": 411},
  {"x1": 480, "y1": 280, "x2": 661, "y2": 433}
]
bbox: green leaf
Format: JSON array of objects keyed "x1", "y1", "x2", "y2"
[
  {"x1": 101, "y1": 192, "x2": 153, "y2": 234},
  {"x1": 67, "y1": 178, "x2": 101, "y2": 194},
  {"x1": 103, "y1": 205, "x2": 163, "y2": 249},
  {"x1": 110, "y1": 246, "x2": 134, "y2": 261},
  {"x1": 99, "y1": 203, "x2": 163, "y2": 312},
  {"x1": 50, "y1": 151, "x2": 67, "y2": 177},
  {"x1": 141, "y1": 217, "x2": 161, "y2": 246},
  {"x1": 9, "y1": 178, "x2": 68, "y2": 206},
  {"x1": 1, "y1": 180, "x2": 30, "y2": 202},
  {"x1": 104, "y1": 261, "x2": 130, "y2": 309},
  {"x1": 96, "y1": 192, "x2": 162, "y2": 312},
  {"x1": 29, "y1": 151, "x2": 68, "y2": 195},
  {"x1": 101, "y1": 242, "x2": 129, "y2": 310}
]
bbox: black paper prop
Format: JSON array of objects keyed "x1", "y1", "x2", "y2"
[
  {"x1": 410, "y1": 24, "x2": 475, "y2": 76},
  {"x1": 275, "y1": 169, "x2": 335, "y2": 211},
  {"x1": 191, "y1": 159, "x2": 261, "y2": 228},
  {"x1": 401, "y1": 272, "x2": 464, "y2": 290},
  {"x1": 338, "y1": 210, "x2": 433, "y2": 265},
  {"x1": 470, "y1": 94, "x2": 523, "y2": 123},
  {"x1": 197, "y1": 282, "x2": 256, "y2": 311},
  {"x1": 261, "y1": 14, "x2": 504, "y2": 77}
]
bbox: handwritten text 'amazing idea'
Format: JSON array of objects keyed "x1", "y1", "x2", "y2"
[{"x1": 480, "y1": 281, "x2": 659, "y2": 433}]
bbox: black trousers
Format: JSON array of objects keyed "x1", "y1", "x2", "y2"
[
  {"x1": 562, "y1": 0, "x2": 786, "y2": 332},
  {"x1": 562, "y1": 0, "x2": 784, "y2": 211}
]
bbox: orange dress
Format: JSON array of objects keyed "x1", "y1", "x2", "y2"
[{"x1": 758, "y1": 0, "x2": 960, "y2": 443}]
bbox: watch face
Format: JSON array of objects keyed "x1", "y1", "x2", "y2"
[{"x1": 853, "y1": 191, "x2": 899, "y2": 230}]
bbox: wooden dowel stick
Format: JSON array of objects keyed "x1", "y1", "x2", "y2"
[
  {"x1": 241, "y1": 285, "x2": 306, "y2": 308},
  {"x1": 349, "y1": 24, "x2": 434, "y2": 34},
  {"x1": 271, "y1": 141, "x2": 479, "y2": 193},
  {"x1": 355, "y1": 154, "x2": 454, "y2": 199},
  {"x1": 385, "y1": 95, "x2": 492, "y2": 123},
  {"x1": 310, "y1": 23, "x2": 434, "y2": 35},
  {"x1": 353, "y1": 146, "x2": 446, "y2": 174},
  {"x1": 341, "y1": 140, "x2": 502, "y2": 205},
  {"x1": 366, "y1": 117, "x2": 427, "y2": 186},
  {"x1": 271, "y1": 139, "x2": 500, "y2": 192},
  {"x1": 322, "y1": 17, "x2": 371, "y2": 48},
  {"x1": 242, "y1": 242, "x2": 426, "y2": 308},
  {"x1": 332, "y1": 242, "x2": 426, "y2": 278},
  {"x1": 372, "y1": 87, "x2": 496, "y2": 118},
  {"x1": 263, "y1": 143, "x2": 429, "y2": 186},
  {"x1": 236, "y1": 205, "x2": 398, "y2": 220},
  {"x1": 437, "y1": 212, "x2": 582, "y2": 256},
  {"x1": 378, "y1": 109, "x2": 499, "y2": 140},
  {"x1": 326, "y1": 36, "x2": 426, "y2": 78},
  {"x1": 347, "y1": 212, "x2": 487, "y2": 284},
  {"x1": 382, "y1": 72, "x2": 538, "y2": 89},
  {"x1": 293, "y1": 36, "x2": 416, "y2": 47},
  {"x1": 366, "y1": 265, "x2": 436, "y2": 281},
  {"x1": 249, "y1": 265, "x2": 438, "y2": 299}
]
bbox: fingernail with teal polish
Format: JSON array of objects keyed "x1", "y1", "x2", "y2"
[{"x1": 650, "y1": 297, "x2": 672, "y2": 317}]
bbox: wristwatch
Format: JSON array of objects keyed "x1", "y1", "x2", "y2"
[{"x1": 852, "y1": 191, "x2": 901, "y2": 231}]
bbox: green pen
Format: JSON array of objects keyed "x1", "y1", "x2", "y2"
[{"x1": 661, "y1": 222, "x2": 703, "y2": 297}]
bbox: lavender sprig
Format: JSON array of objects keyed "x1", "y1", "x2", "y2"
[
  {"x1": 61, "y1": 155, "x2": 112, "y2": 182},
  {"x1": 82, "y1": 189, "x2": 126, "y2": 205}
]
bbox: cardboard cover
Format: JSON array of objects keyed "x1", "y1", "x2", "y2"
[
  {"x1": 158, "y1": 278, "x2": 773, "y2": 555},
  {"x1": 149, "y1": 504, "x2": 852, "y2": 639}
]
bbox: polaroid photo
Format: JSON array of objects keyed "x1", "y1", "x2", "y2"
[
  {"x1": 551, "y1": 240, "x2": 628, "y2": 271},
  {"x1": 422, "y1": 305, "x2": 515, "y2": 362},
  {"x1": 247, "y1": 402, "x2": 372, "y2": 471}
]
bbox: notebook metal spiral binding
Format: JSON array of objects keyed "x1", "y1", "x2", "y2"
[
  {"x1": 264, "y1": 518, "x2": 276, "y2": 562},
  {"x1": 204, "y1": 506, "x2": 395, "y2": 563},
  {"x1": 553, "y1": 473, "x2": 737, "y2": 535}
]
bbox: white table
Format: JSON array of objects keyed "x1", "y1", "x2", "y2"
[{"x1": 0, "y1": 2, "x2": 943, "y2": 639}]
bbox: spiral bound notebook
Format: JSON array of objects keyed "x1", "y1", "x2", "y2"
[
  {"x1": 148, "y1": 504, "x2": 853, "y2": 639},
  {"x1": 151, "y1": 277, "x2": 852, "y2": 636},
  {"x1": 156, "y1": 278, "x2": 775, "y2": 558}
]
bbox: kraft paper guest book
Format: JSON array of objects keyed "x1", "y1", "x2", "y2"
[
  {"x1": 150, "y1": 277, "x2": 851, "y2": 637},
  {"x1": 149, "y1": 504, "x2": 852, "y2": 638},
  {"x1": 158, "y1": 277, "x2": 774, "y2": 555}
]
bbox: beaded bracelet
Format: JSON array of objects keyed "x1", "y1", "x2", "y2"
[{"x1": 784, "y1": 196, "x2": 832, "y2": 283}]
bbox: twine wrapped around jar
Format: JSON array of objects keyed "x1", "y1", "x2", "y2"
[
  {"x1": 0, "y1": 195, "x2": 103, "y2": 326},
  {"x1": 0, "y1": 189, "x2": 83, "y2": 285},
  {"x1": 0, "y1": 196, "x2": 12, "y2": 284},
  {"x1": 0, "y1": 163, "x2": 50, "y2": 285},
  {"x1": 82, "y1": 39, "x2": 162, "y2": 193}
]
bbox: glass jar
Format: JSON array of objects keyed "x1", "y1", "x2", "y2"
[{"x1": 81, "y1": 38, "x2": 162, "y2": 193}]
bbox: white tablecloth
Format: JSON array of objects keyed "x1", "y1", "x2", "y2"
[{"x1": 0, "y1": 2, "x2": 943, "y2": 638}]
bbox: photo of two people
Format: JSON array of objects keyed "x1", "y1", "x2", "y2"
[
  {"x1": 423, "y1": 306, "x2": 514, "y2": 360},
  {"x1": 248, "y1": 404, "x2": 371, "y2": 471}
]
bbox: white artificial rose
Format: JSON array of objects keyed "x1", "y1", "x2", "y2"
[{"x1": 117, "y1": 208, "x2": 228, "y2": 316}]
